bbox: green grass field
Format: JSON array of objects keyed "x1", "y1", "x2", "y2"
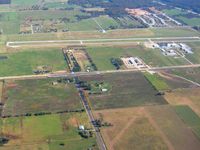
[
  {"x1": 0, "y1": 81, "x2": 3, "y2": 102},
  {"x1": 0, "y1": 48, "x2": 66, "y2": 76},
  {"x1": 95, "y1": 15, "x2": 119, "y2": 29},
  {"x1": 0, "y1": 12, "x2": 20, "y2": 34},
  {"x1": 147, "y1": 105, "x2": 200, "y2": 150},
  {"x1": 17, "y1": 10, "x2": 85, "y2": 21},
  {"x1": 151, "y1": 27, "x2": 199, "y2": 37},
  {"x1": 3, "y1": 27, "x2": 198, "y2": 42},
  {"x1": 80, "y1": 72, "x2": 167, "y2": 110},
  {"x1": 0, "y1": 5, "x2": 11, "y2": 12},
  {"x1": 86, "y1": 46, "x2": 188, "y2": 71},
  {"x1": 162, "y1": 9, "x2": 200, "y2": 26},
  {"x1": 44, "y1": 2, "x2": 68, "y2": 9},
  {"x1": 163, "y1": 9, "x2": 187, "y2": 16},
  {"x1": 144, "y1": 72, "x2": 170, "y2": 91},
  {"x1": 186, "y1": 42, "x2": 200, "y2": 64},
  {"x1": 3, "y1": 78, "x2": 82, "y2": 116},
  {"x1": 11, "y1": 0, "x2": 39, "y2": 5},
  {"x1": 0, "y1": 112, "x2": 97, "y2": 150},
  {"x1": 175, "y1": 105, "x2": 200, "y2": 138},
  {"x1": 177, "y1": 16, "x2": 200, "y2": 26},
  {"x1": 66, "y1": 18, "x2": 98, "y2": 31},
  {"x1": 93, "y1": 15, "x2": 142, "y2": 30},
  {"x1": 171, "y1": 67, "x2": 200, "y2": 84}
]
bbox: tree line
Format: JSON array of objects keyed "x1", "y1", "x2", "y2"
[{"x1": 0, "y1": 0, "x2": 10, "y2": 4}]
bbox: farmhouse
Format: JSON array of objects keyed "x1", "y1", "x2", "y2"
[
  {"x1": 79, "y1": 125, "x2": 85, "y2": 131},
  {"x1": 101, "y1": 88, "x2": 108, "y2": 92}
]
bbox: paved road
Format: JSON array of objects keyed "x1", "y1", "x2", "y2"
[
  {"x1": 1, "y1": 64, "x2": 200, "y2": 149},
  {"x1": 75, "y1": 77, "x2": 106, "y2": 150},
  {"x1": 1, "y1": 64, "x2": 200, "y2": 81},
  {"x1": 6, "y1": 36, "x2": 200, "y2": 47}
]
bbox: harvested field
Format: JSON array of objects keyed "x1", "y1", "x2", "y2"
[
  {"x1": 94, "y1": 107, "x2": 168, "y2": 150},
  {"x1": 175, "y1": 105, "x2": 200, "y2": 138},
  {"x1": 80, "y1": 72, "x2": 167, "y2": 110},
  {"x1": 3, "y1": 78, "x2": 82, "y2": 116},
  {"x1": 146, "y1": 105, "x2": 200, "y2": 150},
  {"x1": 156, "y1": 72, "x2": 195, "y2": 89},
  {"x1": 171, "y1": 68, "x2": 200, "y2": 84},
  {"x1": 164, "y1": 88, "x2": 200, "y2": 116},
  {"x1": 0, "y1": 81, "x2": 3, "y2": 102}
]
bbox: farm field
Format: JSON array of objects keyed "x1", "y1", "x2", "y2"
[
  {"x1": 3, "y1": 27, "x2": 199, "y2": 42},
  {"x1": 80, "y1": 72, "x2": 167, "y2": 110},
  {"x1": 0, "y1": 12, "x2": 20, "y2": 34},
  {"x1": 44, "y1": 1, "x2": 74, "y2": 9},
  {"x1": 11, "y1": 0, "x2": 39, "y2": 5},
  {"x1": 64, "y1": 15, "x2": 131, "y2": 31},
  {"x1": 156, "y1": 72, "x2": 195, "y2": 89},
  {"x1": 65, "y1": 18, "x2": 99, "y2": 31},
  {"x1": 2, "y1": 78, "x2": 82, "y2": 116},
  {"x1": 0, "y1": 112, "x2": 98, "y2": 150},
  {"x1": 177, "y1": 17, "x2": 200, "y2": 26},
  {"x1": 164, "y1": 88, "x2": 200, "y2": 116},
  {"x1": 0, "y1": 5, "x2": 11, "y2": 12},
  {"x1": 146, "y1": 105, "x2": 200, "y2": 150},
  {"x1": 0, "y1": 81, "x2": 3, "y2": 102},
  {"x1": 186, "y1": 42, "x2": 200, "y2": 64},
  {"x1": 0, "y1": 48, "x2": 66, "y2": 76},
  {"x1": 175, "y1": 105, "x2": 200, "y2": 138},
  {"x1": 163, "y1": 9, "x2": 200, "y2": 26},
  {"x1": 135, "y1": 71, "x2": 193, "y2": 92},
  {"x1": 150, "y1": 27, "x2": 200, "y2": 37},
  {"x1": 94, "y1": 107, "x2": 168, "y2": 150},
  {"x1": 86, "y1": 45, "x2": 188, "y2": 71},
  {"x1": 0, "y1": 1, "x2": 200, "y2": 149},
  {"x1": 94, "y1": 105, "x2": 200, "y2": 150},
  {"x1": 171, "y1": 67, "x2": 200, "y2": 84},
  {"x1": 163, "y1": 9, "x2": 187, "y2": 16},
  {"x1": 0, "y1": 8, "x2": 142, "y2": 34},
  {"x1": 144, "y1": 72, "x2": 170, "y2": 91}
]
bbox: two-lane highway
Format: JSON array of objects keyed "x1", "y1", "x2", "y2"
[{"x1": 75, "y1": 77, "x2": 107, "y2": 150}]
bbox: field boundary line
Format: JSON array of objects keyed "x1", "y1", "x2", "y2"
[
  {"x1": 93, "y1": 18, "x2": 105, "y2": 32},
  {"x1": 165, "y1": 72, "x2": 200, "y2": 87},
  {"x1": 110, "y1": 116, "x2": 138, "y2": 149},
  {"x1": 144, "y1": 109, "x2": 175, "y2": 150}
]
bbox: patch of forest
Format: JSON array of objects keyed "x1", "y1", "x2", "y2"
[
  {"x1": 68, "y1": 0, "x2": 155, "y2": 17},
  {"x1": 0, "y1": 0, "x2": 11, "y2": 4},
  {"x1": 161, "y1": 0, "x2": 200, "y2": 13}
]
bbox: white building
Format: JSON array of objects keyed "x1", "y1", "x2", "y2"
[
  {"x1": 179, "y1": 43, "x2": 193, "y2": 54},
  {"x1": 79, "y1": 125, "x2": 85, "y2": 131},
  {"x1": 121, "y1": 57, "x2": 146, "y2": 69}
]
